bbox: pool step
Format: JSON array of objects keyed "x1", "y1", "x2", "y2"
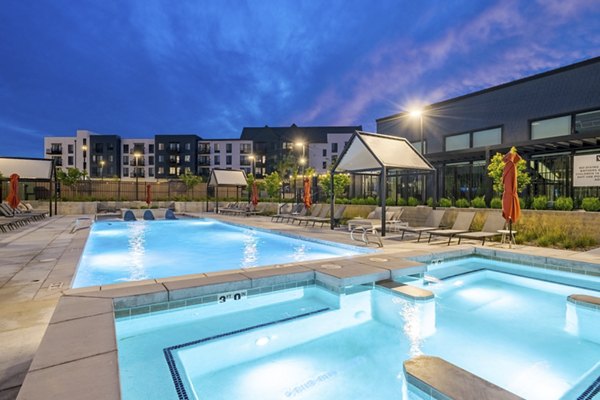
[
  {"x1": 403, "y1": 355, "x2": 523, "y2": 400},
  {"x1": 567, "y1": 294, "x2": 600, "y2": 310},
  {"x1": 375, "y1": 279, "x2": 434, "y2": 301}
]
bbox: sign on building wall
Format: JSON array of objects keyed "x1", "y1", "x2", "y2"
[{"x1": 573, "y1": 154, "x2": 600, "y2": 187}]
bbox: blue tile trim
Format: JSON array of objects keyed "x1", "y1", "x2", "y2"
[
  {"x1": 163, "y1": 307, "x2": 331, "y2": 400},
  {"x1": 578, "y1": 374, "x2": 600, "y2": 400}
]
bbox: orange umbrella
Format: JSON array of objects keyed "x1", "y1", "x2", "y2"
[
  {"x1": 502, "y1": 149, "x2": 521, "y2": 245},
  {"x1": 145, "y1": 184, "x2": 152, "y2": 206},
  {"x1": 6, "y1": 173, "x2": 20, "y2": 209},
  {"x1": 251, "y1": 181, "x2": 259, "y2": 207},
  {"x1": 303, "y1": 177, "x2": 312, "y2": 209}
]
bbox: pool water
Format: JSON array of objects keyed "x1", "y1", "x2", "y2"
[
  {"x1": 72, "y1": 219, "x2": 370, "y2": 288},
  {"x1": 115, "y1": 257, "x2": 600, "y2": 400}
]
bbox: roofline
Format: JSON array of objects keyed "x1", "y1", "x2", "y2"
[{"x1": 376, "y1": 55, "x2": 600, "y2": 123}]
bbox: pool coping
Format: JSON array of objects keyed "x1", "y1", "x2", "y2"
[{"x1": 16, "y1": 241, "x2": 600, "y2": 399}]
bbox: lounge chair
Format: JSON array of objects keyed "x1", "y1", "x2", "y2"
[
  {"x1": 457, "y1": 213, "x2": 506, "y2": 245},
  {"x1": 348, "y1": 207, "x2": 404, "y2": 232},
  {"x1": 396, "y1": 210, "x2": 446, "y2": 241},
  {"x1": 0, "y1": 203, "x2": 36, "y2": 225},
  {"x1": 290, "y1": 204, "x2": 325, "y2": 225},
  {"x1": 304, "y1": 204, "x2": 347, "y2": 227},
  {"x1": 165, "y1": 209, "x2": 177, "y2": 220},
  {"x1": 143, "y1": 210, "x2": 155, "y2": 220},
  {"x1": 272, "y1": 204, "x2": 303, "y2": 223},
  {"x1": 427, "y1": 211, "x2": 476, "y2": 245},
  {"x1": 123, "y1": 210, "x2": 137, "y2": 221}
]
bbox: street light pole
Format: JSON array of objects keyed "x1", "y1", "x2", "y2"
[
  {"x1": 81, "y1": 145, "x2": 88, "y2": 176},
  {"x1": 100, "y1": 160, "x2": 105, "y2": 181},
  {"x1": 134, "y1": 152, "x2": 141, "y2": 201}
]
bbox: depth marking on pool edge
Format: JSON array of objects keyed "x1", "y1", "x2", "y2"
[{"x1": 163, "y1": 307, "x2": 331, "y2": 400}]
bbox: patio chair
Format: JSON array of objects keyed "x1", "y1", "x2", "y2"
[
  {"x1": 0, "y1": 203, "x2": 34, "y2": 225},
  {"x1": 426, "y1": 211, "x2": 476, "y2": 245},
  {"x1": 271, "y1": 203, "x2": 302, "y2": 222},
  {"x1": 143, "y1": 210, "x2": 155, "y2": 220},
  {"x1": 306, "y1": 204, "x2": 347, "y2": 228},
  {"x1": 290, "y1": 204, "x2": 325, "y2": 225},
  {"x1": 123, "y1": 210, "x2": 137, "y2": 221},
  {"x1": 457, "y1": 213, "x2": 506, "y2": 245},
  {"x1": 396, "y1": 210, "x2": 446, "y2": 242},
  {"x1": 165, "y1": 209, "x2": 177, "y2": 220}
]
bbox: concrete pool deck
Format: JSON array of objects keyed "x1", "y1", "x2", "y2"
[{"x1": 1, "y1": 213, "x2": 599, "y2": 399}]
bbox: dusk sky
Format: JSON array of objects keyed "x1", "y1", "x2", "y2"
[{"x1": 1, "y1": 0, "x2": 599, "y2": 158}]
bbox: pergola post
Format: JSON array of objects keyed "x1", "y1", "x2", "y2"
[
  {"x1": 380, "y1": 166, "x2": 387, "y2": 236},
  {"x1": 433, "y1": 170, "x2": 438, "y2": 210},
  {"x1": 329, "y1": 169, "x2": 335, "y2": 230}
]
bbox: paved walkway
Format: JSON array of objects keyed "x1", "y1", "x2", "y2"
[
  {"x1": 0, "y1": 216, "x2": 88, "y2": 400},
  {"x1": 0, "y1": 213, "x2": 598, "y2": 399}
]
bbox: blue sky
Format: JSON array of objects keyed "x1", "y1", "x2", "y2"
[{"x1": 1, "y1": 0, "x2": 599, "y2": 157}]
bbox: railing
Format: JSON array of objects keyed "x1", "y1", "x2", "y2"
[{"x1": 46, "y1": 148, "x2": 63, "y2": 154}]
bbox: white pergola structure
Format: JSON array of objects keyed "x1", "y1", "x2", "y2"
[
  {"x1": 0, "y1": 157, "x2": 56, "y2": 216},
  {"x1": 206, "y1": 168, "x2": 248, "y2": 213},
  {"x1": 330, "y1": 131, "x2": 435, "y2": 235}
]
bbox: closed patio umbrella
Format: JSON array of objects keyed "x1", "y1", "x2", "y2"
[
  {"x1": 251, "y1": 181, "x2": 259, "y2": 207},
  {"x1": 145, "y1": 184, "x2": 152, "y2": 206},
  {"x1": 303, "y1": 177, "x2": 312, "y2": 209},
  {"x1": 6, "y1": 173, "x2": 20, "y2": 209},
  {"x1": 502, "y1": 148, "x2": 522, "y2": 248}
]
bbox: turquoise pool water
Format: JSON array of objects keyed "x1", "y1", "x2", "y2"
[
  {"x1": 115, "y1": 257, "x2": 600, "y2": 399},
  {"x1": 72, "y1": 219, "x2": 371, "y2": 288}
]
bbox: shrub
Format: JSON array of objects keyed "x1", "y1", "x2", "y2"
[
  {"x1": 427, "y1": 197, "x2": 435, "y2": 207},
  {"x1": 397, "y1": 198, "x2": 407, "y2": 206},
  {"x1": 386, "y1": 197, "x2": 396, "y2": 206},
  {"x1": 407, "y1": 197, "x2": 419, "y2": 206},
  {"x1": 581, "y1": 197, "x2": 600, "y2": 212},
  {"x1": 490, "y1": 197, "x2": 502, "y2": 209},
  {"x1": 471, "y1": 196, "x2": 486, "y2": 208},
  {"x1": 554, "y1": 196, "x2": 573, "y2": 211},
  {"x1": 439, "y1": 197, "x2": 452, "y2": 207},
  {"x1": 519, "y1": 197, "x2": 527, "y2": 210},
  {"x1": 455, "y1": 198, "x2": 470, "y2": 208},
  {"x1": 365, "y1": 196, "x2": 377, "y2": 205},
  {"x1": 532, "y1": 196, "x2": 548, "y2": 210}
]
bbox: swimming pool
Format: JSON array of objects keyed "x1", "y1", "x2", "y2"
[
  {"x1": 115, "y1": 256, "x2": 600, "y2": 399},
  {"x1": 72, "y1": 219, "x2": 371, "y2": 288}
]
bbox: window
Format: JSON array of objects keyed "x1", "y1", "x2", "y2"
[
  {"x1": 240, "y1": 155, "x2": 249, "y2": 165},
  {"x1": 149, "y1": 144, "x2": 154, "y2": 153},
  {"x1": 214, "y1": 143, "x2": 220, "y2": 153},
  {"x1": 123, "y1": 167, "x2": 129, "y2": 176},
  {"x1": 149, "y1": 156, "x2": 154, "y2": 165},
  {"x1": 332, "y1": 155, "x2": 337, "y2": 163},
  {"x1": 91, "y1": 155, "x2": 97, "y2": 162},
  {"x1": 240, "y1": 143, "x2": 251, "y2": 154},
  {"x1": 158, "y1": 155, "x2": 164, "y2": 162},
  {"x1": 214, "y1": 155, "x2": 220, "y2": 165},
  {"x1": 411, "y1": 140, "x2": 427, "y2": 154},
  {"x1": 108, "y1": 155, "x2": 114, "y2": 162},
  {"x1": 158, "y1": 143, "x2": 164, "y2": 151},
  {"x1": 473, "y1": 128, "x2": 501, "y2": 147},
  {"x1": 531, "y1": 115, "x2": 571, "y2": 139},
  {"x1": 184, "y1": 142, "x2": 191, "y2": 151},
  {"x1": 149, "y1": 168, "x2": 154, "y2": 177},
  {"x1": 331, "y1": 143, "x2": 338, "y2": 153},
  {"x1": 169, "y1": 142, "x2": 180, "y2": 151},
  {"x1": 123, "y1": 144, "x2": 129, "y2": 153},
  {"x1": 226, "y1": 155, "x2": 232, "y2": 165},
  {"x1": 184, "y1": 155, "x2": 191, "y2": 162},
  {"x1": 169, "y1": 167, "x2": 176, "y2": 175},
  {"x1": 95, "y1": 143, "x2": 103, "y2": 153},
  {"x1": 107, "y1": 143, "x2": 114, "y2": 151},
  {"x1": 158, "y1": 167, "x2": 164, "y2": 175},
  {"x1": 68, "y1": 144, "x2": 74, "y2": 154},
  {"x1": 575, "y1": 109, "x2": 600, "y2": 135},
  {"x1": 445, "y1": 133, "x2": 470, "y2": 151},
  {"x1": 123, "y1": 156, "x2": 129, "y2": 164},
  {"x1": 322, "y1": 149, "x2": 327, "y2": 157},
  {"x1": 184, "y1": 167, "x2": 191, "y2": 174},
  {"x1": 226, "y1": 143, "x2": 232, "y2": 153},
  {"x1": 322, "y1": 161, "x2": 327, "y2": 169},
  {"x1": 68, "y1": 156, "x2": 74, "y2": 166}
]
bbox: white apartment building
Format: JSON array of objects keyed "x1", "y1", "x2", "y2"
[
  {"x1": 308, "y1": 133, "x2": 353, "y2": 174},
  {"x1": 197, "y1": 139, "x2": 253, "y2": 178}
]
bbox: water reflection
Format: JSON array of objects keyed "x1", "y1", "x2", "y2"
[
  {"x1": 124, "y1": 222, "x2": 149, "y2": 282},
  {"x1": 292, "y1": 244, "x2": 307, "y2": 262},
  {"x1": 241, "y1": 231, "x2": 259, "y2": 268}
]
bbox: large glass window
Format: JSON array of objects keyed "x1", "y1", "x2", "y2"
[
  {"x1": 445, "y1": 133, "x2": 470, "y2": 151},
  {"x1": 531, "y1": 115, "x2": 571, "y2": 139},
  {"x1": 529, "y1": 153, "x2": 570, "y2": 201},
  {"x1": 411, "y1": 140, "x2": 427, "y2": 154},
  {"x1": 473, "y1": 128, "x2": 501, "y2": 147},
  {"x1": 575, "y1": 109, "x2": 600, "y2": 135},
  {"x1": 226, "y1": 143, "x2": 232, "y2": 153}
]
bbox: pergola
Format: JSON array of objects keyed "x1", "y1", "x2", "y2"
[
  {"x1": 329, "y1": 131, "x2": 435, "y2": 235},
  {"x1": 206, "y1": 168, "x2": 248, "y2": 213},
  {"x1": 0, "y1": 157, "x2": 56, "y2": 216}
]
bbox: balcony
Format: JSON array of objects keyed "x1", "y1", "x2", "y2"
[
  {"x1": 129, "y1": 161, "x2": 145, "y2": 167},
  {"x1": 46, "y1": 147, "x2": 63, "y2": 155},
  {"x1": 198, "y1": 146, "x2": 211, "y2": 154},
  {"x1": 198, "y1": 159, "x2": 211, "y2": 166}
]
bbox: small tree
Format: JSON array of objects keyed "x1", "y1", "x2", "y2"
[
  {"x1": 180, "y1": 171, "x2": 202, "y2": 194},
  {"x1": 264, "y1": 171, "x2": 282, "y2": 199},
  {"x1": 56, "y1": 168, "x2": 86, "y2": 199},
  {"x1": 318, "y1": 173, "x2": 350, "y2": 199},
  {"x1": 487, "y1": 147, "x2": 531, "y2": 195}
]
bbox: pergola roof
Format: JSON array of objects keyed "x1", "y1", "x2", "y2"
[
  {"x1": 0, "y1": 157, "x2": 54, "y2": 180},
  {"x1": 207, "y1": 168, "x2": 247, "y2": 187},
  {"x1": 332, "y1": 131, "x2": 435, "y2": 173}
]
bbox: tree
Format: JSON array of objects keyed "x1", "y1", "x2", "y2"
[
  {"x1": 56, "y1": 168, "x2": 85, "y2": 187},
  {"x1": 180, "y1": 171, "x2": 202, "y2": 192},
  {"x1": 264, "y1": 171, "x2": 282, "y2": 199},
  {"x1": 487, "y1": 147, "x2": 531, "y2": 195},
  {"x1": 318, "y1": 173, "x2": 350, "y2": 198}
]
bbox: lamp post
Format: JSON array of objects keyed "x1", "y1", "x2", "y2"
[
  {"x1": 133, "y1": 152, "x2": 141, "y2": 201},
  {"x1": 99, "y1": 160, "x2": 105, "y2": 181},
  {"x1": 410, "y1": 109, "x2": 426, "y2": 202},
  {"x1": 249, "y1": 155, "x2": 256, "y2": 176},
  {"x1": 81, "y1": 145, "x2": 88, "y2": 176},
  {"x1": 295, "y1": 142, "x2": 305, "y2": 204}
]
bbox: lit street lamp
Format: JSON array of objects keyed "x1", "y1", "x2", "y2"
[
  {"x1": 134, "y1": 152, "x2": 141, "y2": 200},
  {"x1": 248, "y1": 155, "x2": 256, "y2": 176},
  {"x1": 81, "y1": 145, "x2": 88, "y2": 176},
  {"x1": 99, "y1": 160, "x2": 105, "y2": 181}
]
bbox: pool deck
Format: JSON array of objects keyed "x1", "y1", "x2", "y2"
[{"x1": 0, "y1": 213, "x2": 599, "y2": 399}]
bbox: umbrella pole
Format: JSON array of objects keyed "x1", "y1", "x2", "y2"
[{"x1": 509, "y1": 217, "x2": 512, "y2": 249}]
